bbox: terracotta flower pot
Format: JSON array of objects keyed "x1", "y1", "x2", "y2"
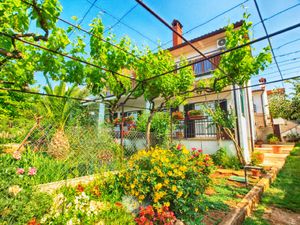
[
  {"x1": 251, "y1": 169, "x2": 261, "y2": 177},
  {"x1": 176, "y1": 132, "x2": 184, "y2": 139},
  {"x1": 272, "y1": 146, "x2": 281, "y2": 154},
  {"x1": 256, "y1": 153, "x2": 264, "y2": 163}
]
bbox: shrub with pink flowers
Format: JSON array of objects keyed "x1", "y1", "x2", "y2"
[{"x1": 135, "y1": 205, "x2": 176, "y2": 225}]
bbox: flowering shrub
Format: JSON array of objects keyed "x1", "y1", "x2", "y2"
[
  {"x1": 172, "y1": 111, "x2": 184, "y2": 120},
  {"x1": 135, "y1": 205, "x2": 176, "y2": 225},
  {"x1": 41, "y1": 183, "x2": 135, "y2": 224},
  {"x1": 118, "y1": 145, "x2": 214, "y2": 219}
]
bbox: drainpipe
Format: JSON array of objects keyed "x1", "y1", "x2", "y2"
[
  {"x1": 246, "y1": 86, "x2": 254, "y2": 152},
  {"x1": 233, "y1": 84, "x2": 241, "y2": 147},
  {"x1": 260, "y1": 92, "x2": 267, "y2": 127}
]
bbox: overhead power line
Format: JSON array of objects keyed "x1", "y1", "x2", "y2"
[
  {"x1": 185, "y1": 74, "x2": 300, "y2": 101},
  {"x1": 20, "y1": 0, "x2": 144, "y2": 62},
  {"x1": 104, "y1": 3, "x2": 138, "y2": 33},
  {"x1": 253, "y1": 0, "x2": 284, "y2": 88},
  {"x1": 153, "y1": 0, "x2": 249, "y2": 51},
  {"x1": 136, "y1": 0, "x2": 230, "y2": 82},
  {"x1": 86, "y1": 0, "x2": 158, "y2": 45},
  {"x1": 253, "y1": 3, "x2": 300, "y2": 27},
  {"x1": 145, "y1": 22, "x2": 300, "y2": 82},
  {"x1": 0, "y1": 87, "x2": 94, "y2": 102},
  {"x1": 275, "y1": 38, "x2": 300, "y2": 50},
  {"x1": 2, "y1": 75, "x2": 300, "y2": 105},
  {"x1": 68, "y1": 0, "x2": 98, "y2": 38},
  {"x1": 0, "y1": 32, "x2": 136, "y2": 81}
]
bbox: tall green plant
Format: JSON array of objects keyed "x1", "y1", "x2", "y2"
[{"x1": 39, "y1": 80, "x2": 88, "y2": 159}]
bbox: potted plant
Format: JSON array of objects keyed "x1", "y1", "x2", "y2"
[
  {"x1": 125, "y1": 116, "x2": 135, "y2": 124},
  {"x1": 187, "y1": 109, "x2": 206, "y2": 120},
  {"x1": 255, "y1": 139, "x2": 264, "y2": 147},
  {"x1": 172, "y1": 111, "x2": 184, "y2": 120},
  {"x1": 252, "y1": 152, "x2": 264, "y2": 165},
  {"x1": 113, "y1": 118, "x2": 122, "y2": 125},
  {"x1": 251, "y1": 169, "x2": 261, "y2": 177}
]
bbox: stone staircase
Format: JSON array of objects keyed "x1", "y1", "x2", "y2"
[{"x1": 254, "y1": 144, "x2": 294, "y2": 169}]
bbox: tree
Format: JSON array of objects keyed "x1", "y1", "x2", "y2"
[
  {"x1": 39, "y1": 80, "x2": 88, "y2": 159},
  {"x1": 135, "y1": 49, "x2": 195, "y2": 148},
  {"x1": 268, "y1": 90, "x2": 291, "y2": 119},
  {"x1": 84, "y1": 18, "x2": 140, "y2": 121},
  {"x1": 0, "y1": 0, "x2": 69, "y2": 86},
  {"x1": 210, "y1": 14, "x2": 272, "y2": 164},
  {"x1": 288, "y1": 79, "x2": 300, "y2": 121}
]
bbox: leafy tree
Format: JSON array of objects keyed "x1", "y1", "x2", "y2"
[
  {"x1": 268, "y1": 90, "x2": 291, "y2": 119},
  {"x1": 213, "y1": 14, "x2": 272, "y2": 91},
  {"x1": 210, "y1": 15, "x2": 272, "y2": 164},
  {"x1": 85, "y1": 18, "x2": 139, "y2": 121},
  {"x1": 0, "y1": 0, "x2": 69, "y2": 86},
  {"x1": 288, "y1": 79, "x2": 300, "y2": 121},
  {"x1": 134, "y1": 49, "x2": 195, "y2": 148}
]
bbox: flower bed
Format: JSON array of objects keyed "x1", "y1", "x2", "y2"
[{"x1": 1, "y1": 145, "x2": 250, "y2": 224}]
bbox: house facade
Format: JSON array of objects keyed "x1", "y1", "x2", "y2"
[{"x1": 99, "y1": 20, "x2": 256, "y2": 163}]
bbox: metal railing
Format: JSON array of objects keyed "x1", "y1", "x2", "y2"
[{"x1": 173, "y1": 118, "x2": 217, "y2": 139}]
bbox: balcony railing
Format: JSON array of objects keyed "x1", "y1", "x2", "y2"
[{"x1": 173, "y1": 118, "x2": 217, "y2": 139}]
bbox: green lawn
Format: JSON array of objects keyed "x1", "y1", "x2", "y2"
[{"x1": 244, "y1": 143, "x2": 300, "y2": 225}]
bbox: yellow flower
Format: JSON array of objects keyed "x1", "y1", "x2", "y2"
[
  {"x1": 164, "y1": 179, "x2": 169, "y2": 185},
  {"x1": 131, "y1": 184, "x2": 135, "y2": 189},
  {"x1": 139, "y1": 195, "x2": 145, "y2": 200},
  {"x1": 177, "y1": 191, "x2": 183, "y2": 198},
  {"x1": 167, "y1": 171, "x2": 173, "y2": 176},
  {"x1": 171, "y1": 185, "x2": 177, "y2": 192},
  {"x1": 155, "y1": 183, "x2": 163, "y2": 190},
  {"x1": 182, "y1": 148, "x2": 189, "y2": 155},
  {"x1": 164, "y1": 202, "x2": 170, "y2": 207},
  {"x1": 195, "y1": 207, "x2": 199, "y2": 212}
]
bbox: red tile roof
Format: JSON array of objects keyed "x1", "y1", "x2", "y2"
[{"x1": 168, "y1": 20, "x2": 244, "y2": 51}]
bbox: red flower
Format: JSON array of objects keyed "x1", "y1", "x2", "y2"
[
  {"x1": 27, "y1": 218, "x2": 40, "y2": 225},
  {"x1": 176, "y1": 144, "x2": 182, "y2": 150},
  {"x1": 92, "y1": 185, "x2": 101, "y2": 197},
  {"x1": 76, "y1": 184, "x2": 84, "y2": 192},
  {"x1": 192, "y1": 147, "x2": 197, "y2": 151},
  {"x1": 198, "y1": 149, "x2": 203, "y2": 153},
  {"x1": 115, "y1": 202, "x2": 123, "y2": 208}
]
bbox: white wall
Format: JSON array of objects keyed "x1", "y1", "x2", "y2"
[{"x1": 175, "y1": 139, "x2": 236, "y2": 155}]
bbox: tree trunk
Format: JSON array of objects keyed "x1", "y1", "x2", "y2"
[
  {"x1": 223, "y1": 127, "x2": 246, "y2": 165},
  {"x1": 146, "y1": 111, "x2": 155, "y2": 150}
]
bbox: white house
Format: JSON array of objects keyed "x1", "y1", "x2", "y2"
[{"x1": 99, "y1": 20, "x2": 256, "y2": 163}]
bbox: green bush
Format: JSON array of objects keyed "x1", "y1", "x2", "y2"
[
  {"x1": 211, "y1": 147, "x2": 242, "y2": 170},
  {"x1": 136, "y1": 112, "x2": 170, "y2": 146},
  {"x1": 118, "y1": 146, "x2": 214, "y2": 221}
]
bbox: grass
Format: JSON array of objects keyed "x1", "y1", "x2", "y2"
[{"x1": 243, "y1": 143, "x2": 300, "y2": 225}]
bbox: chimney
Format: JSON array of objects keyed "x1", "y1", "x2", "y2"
[
  {"x1": 259, "y1": 77, "x2": 266, "y2": 90},
  {"x1": 172, "y1": 19, "x2": 183, "y2": 47}
]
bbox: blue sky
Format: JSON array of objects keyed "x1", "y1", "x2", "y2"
[{"x1": 38, "y1": 0, "x2": 300, "y2": 93}]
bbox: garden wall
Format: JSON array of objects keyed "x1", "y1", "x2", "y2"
[{"x1": 177, "y1": 139, "x2": 236, "y2": 155}]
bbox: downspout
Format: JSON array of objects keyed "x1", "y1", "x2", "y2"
[
  {"x1": 246, "y1": 86, "x2": 254, "y2": 152},
  {"x1": 260, "y1": 91, "x2": 267, "y2": 127},
  {"x1": 233, "y1": 84, "x2": 241, "y2": 147}
]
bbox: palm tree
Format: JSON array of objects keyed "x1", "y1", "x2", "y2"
[{"x1": 40, "y1": 79, "x2": 88, "y2": 159}]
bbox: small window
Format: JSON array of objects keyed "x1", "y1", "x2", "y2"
[{"x1": 253, "y1": 104, "x2": 257, "y2": 113}]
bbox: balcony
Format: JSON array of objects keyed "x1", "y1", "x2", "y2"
[
  {"x1": 192, "y1": 55, "x2": 221, "y2": 77},
  {"x1": 173, "y1": 118, "x2": 217, "y2": 139}
]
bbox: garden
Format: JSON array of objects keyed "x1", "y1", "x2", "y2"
[
  {"x1": 1, "y1": 0, "x2": 294, "y2": 224},
  {"x1": 1, "y1": 139, "x2": 254, "y2": 224}
]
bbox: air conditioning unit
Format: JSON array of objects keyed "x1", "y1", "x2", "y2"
[{"x1": 217, "y1": 38, "x2": 226, "y2": 49}]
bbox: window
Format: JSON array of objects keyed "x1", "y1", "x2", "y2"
[
  {"x1": 253, "y1": 104, "x2": 257, "y2": 113},
  {"x1": 193, "y1": 56, "x2": 220, "y2": 76}
]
